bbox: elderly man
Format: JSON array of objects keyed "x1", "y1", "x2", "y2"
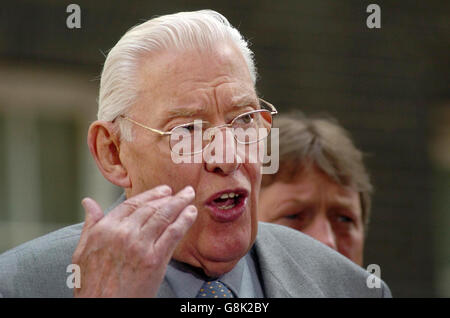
[
  {"x1": 0, "y1": 10, "x2": 390, "y2": 298},
  {"x1": 259, "y1": 114, "x2": 372, "y2": 266}
]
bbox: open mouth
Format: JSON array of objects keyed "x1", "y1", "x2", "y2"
[
  {"x1": 205, "y1": 189, "x2": 248, "y2": 222},
  {"x1": 210, "y1": 191, "x2": 245, "y2": 209}
]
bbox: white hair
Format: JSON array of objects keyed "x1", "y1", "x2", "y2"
[{"x1": 98, "y1": 9, "x2": 257, "y2": 141}]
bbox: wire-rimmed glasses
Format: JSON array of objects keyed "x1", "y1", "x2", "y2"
[{"x1": 119, "y1": 98, "x2": 278, "y2": 156}]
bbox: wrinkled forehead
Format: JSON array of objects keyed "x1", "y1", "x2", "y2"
[
  {"x1": 166, "y1": 93, "x2": 259, "y2": 119},
  {"x1": 133, "y1": 43, "x2": 257, "y2": 122}
]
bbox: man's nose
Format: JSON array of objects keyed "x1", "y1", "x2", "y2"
[
  {"x1": 204, "y1": 127, "x2": 241, "y2": 175},
  {"x1": 305, "y1": 216, "x2": 337, "y2": 251}
]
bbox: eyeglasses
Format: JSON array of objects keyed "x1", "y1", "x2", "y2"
[{"x1": 118, "y1": 98, "x2": 278, "y2": 156}]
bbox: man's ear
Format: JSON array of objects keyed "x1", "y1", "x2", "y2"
[{"x1": 87, "y1": 121, "x2": 131, "y2": 188}]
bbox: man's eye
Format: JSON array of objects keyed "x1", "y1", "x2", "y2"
[
  {"x1": 184, "y1": 124, "x2": 196, "y2": 132},
  {"x1": 284, "y1": 213, "x2": 298, "y2": 220},
  {"x1": 175, "y1": 123, "x2": 204, "y2": 133},
  {"x1": 235, "y1": 113, "x2": 254, "y2": 125}
]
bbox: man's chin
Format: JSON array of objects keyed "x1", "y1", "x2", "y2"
[
  {"x1": 197, "y1": 257, "x2": 241, "y2": 278},
  {"x1": 172, "y1": 220, "x2": 258, "y2": 277},
  {"x1": 173, "y1": 244, "x2": 250, "y2": 278}
]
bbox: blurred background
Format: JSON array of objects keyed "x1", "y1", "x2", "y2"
[{"x1": 0, "y1": 0, "x2": 448, "y2": 297}]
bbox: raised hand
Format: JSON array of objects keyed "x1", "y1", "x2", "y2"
[{"x1": 72, "y1": 185, "x2": 197, "y2": 297}]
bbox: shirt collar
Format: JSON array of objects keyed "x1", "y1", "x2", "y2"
[{"x1": 165, "y1": 255, "x2": 246, "y2": 298}]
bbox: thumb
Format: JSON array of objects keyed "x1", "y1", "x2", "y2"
[{"x1": 81, "y1": 197, "x2": 104, "y2": 229}]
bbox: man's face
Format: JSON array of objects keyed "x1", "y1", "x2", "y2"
[
  {"x1": 120, "y1": 43, "x2": 261, "y2": 277},
  {"x1": 259, "y1": 165, "x2": 365, "y2": 265}
]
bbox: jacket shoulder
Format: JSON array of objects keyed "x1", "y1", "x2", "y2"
[
  {"x1": 0, "y1": 223, "x2": 83, "y2": 297},
  {"x1": 255, "y1": 222, "x2": 392, "y2": 297}
]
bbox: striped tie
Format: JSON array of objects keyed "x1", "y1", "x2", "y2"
[{"x1": 196, "y1": 280, "x2": 234, "y2": 298}]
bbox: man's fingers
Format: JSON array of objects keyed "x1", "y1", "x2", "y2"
[
  {"x1": 81, "y1": 198, "x2": 104, "y2": 229},
  {"x1": 109, "y1": 185, "x2": 173, "y2": 220},
  {"x1": 154, "y1": 204, "x2": 197, "y2": 255},
  {"x1": 139, "y1": 186, "x2": 195, "y2": 239},
  {"x1": 74, "y1": 197, "x2": 104, "y2": 262}
]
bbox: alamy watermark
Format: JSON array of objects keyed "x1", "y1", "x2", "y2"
[
  {"x1": 66, "y1": 4, "x2": 81, "y2": 29},
  {"x1": 366, "y1": 264, "x2": 382, "y2": 289},
  {"x1": 66, "y1": 264, "x2": 81, "y2": 289},
  {"x1": 366, "y1": 4, "x2": 381, "y2": 29}
]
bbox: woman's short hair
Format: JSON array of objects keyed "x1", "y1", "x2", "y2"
[{"x1": 262, "y1": 112, "x2": 373, "y2": 231}]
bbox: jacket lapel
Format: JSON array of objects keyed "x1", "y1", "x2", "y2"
[{"x1": 254, "y1": 224, "x2": 325, "y2": 298}]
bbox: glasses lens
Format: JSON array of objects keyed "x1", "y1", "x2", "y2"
[
  {"x1": 169, "y1": 121, "x2": 209, "y2": 155},
  {"x1": 168, "y1": 109, "x2": 273, "y2": 155},
  {"x1": 233, "y1": 110, "x2": 272, "y2": 144}
]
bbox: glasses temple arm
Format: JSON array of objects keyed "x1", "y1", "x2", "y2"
[{"x1": 120, "y1": 116, "x2": 170, "y2": 136}]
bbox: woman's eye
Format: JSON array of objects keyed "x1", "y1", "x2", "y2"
[
  {"x1": 336, "y1": 215, "x2": 353, "y2": 223},
  {"x1": 284, "y1": 211, "x2": 306, "y2": 220}
]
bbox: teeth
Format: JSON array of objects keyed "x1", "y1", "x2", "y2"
[
  {"x1": 219, "y1": 192, "x2": 239, "y2": 200},
  {"x1": 218, "y1": 204, "x2": 235, "y2": 210}
]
